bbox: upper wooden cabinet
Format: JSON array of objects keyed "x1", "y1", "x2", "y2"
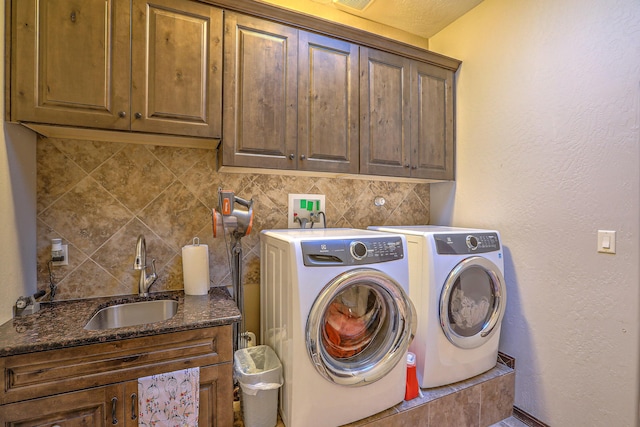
[
  {"x1": 8, "y1": 0, "x2": 458, "y2": 178},
  {"x1": 410, "y1": 60, "x2": 454, "y2": 180},
  {"x1": 360, "y1": 47, "x2": 455, "y2": 180},
  {"x1": 10, "y1": 0, "x2": 223, "y2": 138},
  {"x1": 360, "y1": 47, "x2": 412, "y2": 177},
  {"x1": 222, "y1": 12, "x2": 455, "y2": 180},
  {"x1": 298, "y1": 32, "x2": 359, "y2": 174},
  {"x1": 223, "y1": 13, "x2": 359, "y2": 173},
  {"x1": 132, "y1": 0, "x2": 222, "y2": 137},
  {"x1": 222, "y1": 13, "x2": 298, "y2": 169}
]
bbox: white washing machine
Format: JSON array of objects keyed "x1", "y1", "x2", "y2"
[
  {"x1": 368, "y1": 226, "x2": 506, "y2": 388},
  {"x1": 260, "y1": 228, "x2": 416, "y2": 427}
]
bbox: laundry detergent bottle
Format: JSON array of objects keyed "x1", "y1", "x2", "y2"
[{"x1": 405, "y1": 352, "x2": 419, "y2": 400}]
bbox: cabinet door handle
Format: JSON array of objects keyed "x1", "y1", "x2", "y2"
[
  {"x1": 111, "y1": 397, "x2": 118, "y2": 425},
  {"x1": 289, "y1": 153, "x2": 295, "y2": 160},
  {"x1": 131, "y1": 393, "x2": 138, "y2": 420},
  {"x1": 118, "y1": 111, "x2": 127, "y2": 118},
  {"x1": 134, "y1": 112, "x2": 142, "y2": 119},
  {"x1": 300, "y1": 154, "x2": 306, "y2": 160},
  {"x1": 404, "y1": 163, "x2": 410, "y2": 168}
]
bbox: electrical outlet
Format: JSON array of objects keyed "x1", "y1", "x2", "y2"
[
  {"x1": 51, "y1": 238, "x2": 69, "y2": 266},
  {"x1": 288, "y1": 194, "x2": 326, "y2": 228}
]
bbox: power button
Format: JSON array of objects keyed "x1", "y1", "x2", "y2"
[
  {"x1": 466, "y1": 235, "x2": 479, "y2": 250},
  {"x1": 350, "y1": 241, "x2": 368, "y2": 260}
]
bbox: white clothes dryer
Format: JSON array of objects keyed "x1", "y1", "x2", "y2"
[
  {"x1": 368, "y1": 226, "x2": 506, "y2": 388},
  {"x1": 260, "y1": 228, "x2": 416, "y2": 427}
]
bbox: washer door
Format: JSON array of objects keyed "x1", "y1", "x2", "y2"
[
  {"x1": 440, "y1": 256, "x2": 506, "y2": 349},
  {"x1": 306, "y1": 268, "x2": 416, "y2": 386}
]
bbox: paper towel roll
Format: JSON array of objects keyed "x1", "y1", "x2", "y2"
[{"x1": 182, "y1": 239, "x2": 210, "y2": 295}]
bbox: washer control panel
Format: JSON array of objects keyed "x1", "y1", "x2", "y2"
[
  {"x1": 434, "y1": 232, "x2": 500, "y2": 255},
  {"x1": 301, "y1": 236, "x2": 404, "y2": 266}
]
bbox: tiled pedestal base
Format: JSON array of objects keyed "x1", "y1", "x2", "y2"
[
  {"x1": 234, "y1": 363, "x2": 515, "y2": 427},
  {"x1": 344, "y1": 363, "x2": 514, "y2": 427}
]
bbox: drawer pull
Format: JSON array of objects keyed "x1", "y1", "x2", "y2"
[
  {"x1": 131, "y1": 393, "x2": 138, "y2": 420},
  {"x1": 111, "y1": 397, "x2": 118, "y2": 424}
]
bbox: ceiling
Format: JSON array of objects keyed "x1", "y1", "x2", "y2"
[{"x1": 315, "y1": 0, "x2": 484, "y2": 39}]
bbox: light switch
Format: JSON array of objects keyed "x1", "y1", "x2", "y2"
[{"x1": 597, "y1": 230, "x2": 616, "y2": 254}]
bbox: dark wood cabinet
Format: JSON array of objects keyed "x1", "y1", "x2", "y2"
[
  {"x1": 360, "y1": 47, "x2": 455, "y2": 180},
  {"x1": 10, "y1": 0, "x2": 223, "y2": 138},
  {"x1": 359, "y1": 47, "x2": 412, "y2": 177},
  {"x1": 0, "y1": 383, "x2": 136, "y2": 427},
  {"x1": 222, "y1": 12, "x2": 298, "y2": 170},
  {"x1": 223, "y1": 13, "x2": 359, "y2": 173},
  {"x1": 409, "y1": 60, "x2": 455, "y2": 180},
  {"x1": 0, "y1": 326, "x2": 233, "y2": 426},
  {"x1": 298, "y1": 31, "x2": 359, "y2": 174},
  {"x1": 8, "y1": 0, "x2": 457, "y2": 179}
]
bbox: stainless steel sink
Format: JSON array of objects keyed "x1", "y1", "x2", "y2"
[{"x1": 84, "y1": 299, "x2": 178, "y2": 330}]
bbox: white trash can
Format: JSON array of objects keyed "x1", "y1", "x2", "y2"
[{"x1": 234, "y1": 345, "x2": 283, "y2": 427}]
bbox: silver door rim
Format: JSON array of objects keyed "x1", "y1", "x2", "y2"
[
  {"x1": 439, "y1": 256, "x2": 506, "y2": 349},
  {"x1": 306, "y1": 268, "x2": 416, "y2": 386}
]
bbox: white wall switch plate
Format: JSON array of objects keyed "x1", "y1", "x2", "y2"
[
  {"x1": 288, "y1": 194, "x2": 325, "y2": 228},
  {"x1": 597, "y1": 230, "x2": 616, "y2": 254}
]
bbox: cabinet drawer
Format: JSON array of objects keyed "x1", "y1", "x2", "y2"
[{"x1": 0, "y1": 325, "x2": 231, "y2": 405}]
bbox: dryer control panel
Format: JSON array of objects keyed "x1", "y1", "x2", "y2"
[
  {"x1": 301, "y1": 237, "x2": 404, "y2": 266},
  {"x1": 434, "y1": 232, "x2": 500, "y2": 255}
]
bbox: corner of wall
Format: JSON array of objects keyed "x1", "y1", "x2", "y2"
[{"x1": 0, "y1": 123, "x2": 38, "y2": 323}]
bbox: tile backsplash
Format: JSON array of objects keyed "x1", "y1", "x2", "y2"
[{"x1": 36, "y1": 137, "x2": 430, "y2": 300}]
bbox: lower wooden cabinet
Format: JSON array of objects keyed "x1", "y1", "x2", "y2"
[
  {"x1": 200, "y1": 363, "x2": 235, "y2": 426},
  {"x1": 0, "y1": 383, "x2": 133, "y2": 426},
  {"x1": 0, "y1": 326, "x2": 233, "y2": 427}
]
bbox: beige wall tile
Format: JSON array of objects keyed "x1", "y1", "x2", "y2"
[{"x1": 37, "y1": 137, "x2": 430, "y2": 300}]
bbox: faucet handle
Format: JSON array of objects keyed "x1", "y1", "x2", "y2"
[
  {"x1": 146, "y1": 259, "x2": 158, "y2": 289},
  {"x1": 149, "y1": 259, "x2": 157, "y2": 277}
]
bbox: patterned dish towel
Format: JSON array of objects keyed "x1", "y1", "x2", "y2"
[{"x1": 138, "y1": 367, "x2": 200, "y2": 427}]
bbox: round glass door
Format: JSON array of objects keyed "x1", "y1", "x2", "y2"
[
  {"x1": 440, "y1": 257, "x2": 506, "y2": 349},
  {"x1": 306, "y1": 268, "x2": 416, "y2": 386}
]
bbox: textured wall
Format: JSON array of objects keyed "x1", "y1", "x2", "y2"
[
  {"x1": 36, "y1": 137, "x2": 430, "y2": 301},
  {"x1": 430, "y1": 0, "x2": 640, "y2": 425}
]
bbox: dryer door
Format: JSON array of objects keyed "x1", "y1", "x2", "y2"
[
  {"x1": 440, "y1": 256, "x2": 506, "y2": 349},
  {"x1": 306, "y1": 268, "x2": 416, "y2": 386}
]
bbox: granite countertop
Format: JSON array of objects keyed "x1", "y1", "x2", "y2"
[{"x1": 0, "y1": 287, "x2": 241, "y2": 357}]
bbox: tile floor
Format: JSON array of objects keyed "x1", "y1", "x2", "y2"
[{"x1": 490, "y1": 417, "x2": 529, "y2": 427}]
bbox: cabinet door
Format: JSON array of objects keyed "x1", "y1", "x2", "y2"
[
  {"x1": 298, "y1": 32, "x2": 359, "y2": 174},
  {"x1": 410, "y1": 61, "x2": 454, "y2": 180},
  {"x1": 199, "y1": 363, "x2": 234, "y2": 426},
  {"x1": 0, "y1": 384, "x2": 125, "y2": 426},
  {"x1": 131, "y1": 0, "x2": 223, "y2": 138},
  {"x1": 11, "y1": 0, "x2": 130, "y2": 129},
  {"x1": 359, "y1": 47, "x2": 412, "y2": 177},
  {"x1": 223, "y1": 12, "x2": 298, "y2": 169}
]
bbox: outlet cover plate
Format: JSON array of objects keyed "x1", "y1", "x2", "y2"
[{"x1": 288, "y1": 194, "x2": 325, "y2": 228}]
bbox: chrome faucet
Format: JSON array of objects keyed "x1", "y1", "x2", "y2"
[{"x1": 133, "y1": 234, "x2": 157, "y2": 296}]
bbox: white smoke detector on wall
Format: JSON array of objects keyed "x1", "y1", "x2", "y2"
[{"x1": 332, "y1": 0, "x2": 375, "y2": 12}]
